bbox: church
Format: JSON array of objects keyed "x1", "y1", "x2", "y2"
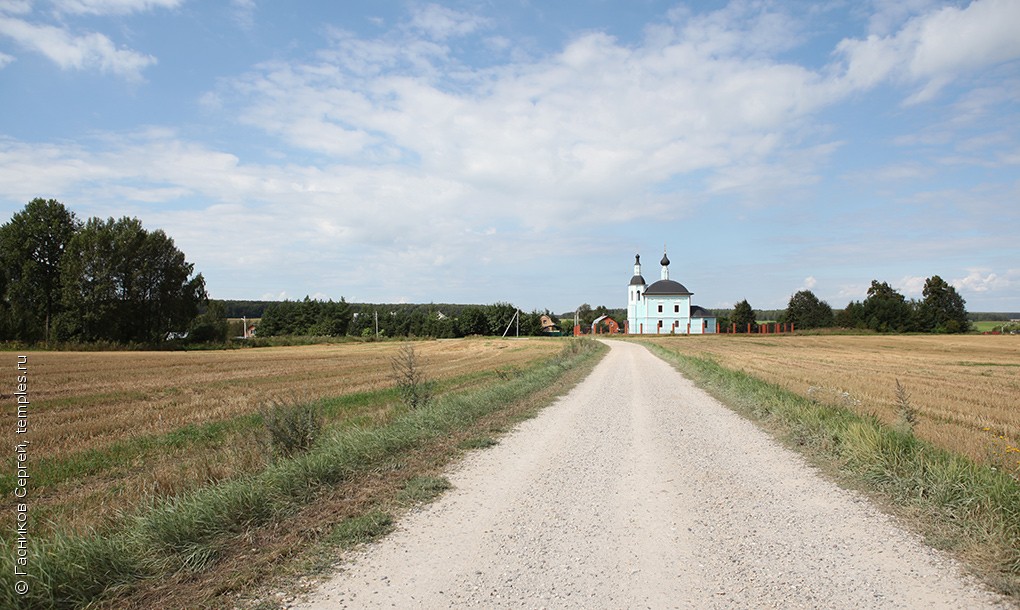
[{"x1": 626, "y1": 250, "x2": 717, "y2": 334}]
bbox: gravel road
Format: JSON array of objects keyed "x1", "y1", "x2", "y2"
[{"x1": 297, "y1": 339, "x2": 1010, "y2": 609}]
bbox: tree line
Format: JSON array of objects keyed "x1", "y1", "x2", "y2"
[
  {"x1": 0, "y1": 199, "x2": 206, "y2": 344},
  {"x1": 256, "y1": 300, "x2": 563, "y2": 339},
  {"x1": 723, "y1": 277, "x2": 970, "y2": 333}
]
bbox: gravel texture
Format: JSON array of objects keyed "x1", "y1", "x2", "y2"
[{"x1": 297, "y1": 339, "x2": 1011, "y2": 609}]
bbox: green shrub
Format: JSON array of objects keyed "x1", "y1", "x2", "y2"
[
  {"x1": 391, "y1": 343, "x2": 434, "y2": 410},
  {"x1": 261, "y1": 398, "x2": 323, "y2": 458}
]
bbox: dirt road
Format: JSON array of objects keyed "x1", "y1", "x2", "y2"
[{"x1": 297, "y1": 340, "x2": 1009, "y2": 609}]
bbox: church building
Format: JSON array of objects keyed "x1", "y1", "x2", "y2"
[{"x1": 627, "y1": 250, "x2": 717, "y2": 334}]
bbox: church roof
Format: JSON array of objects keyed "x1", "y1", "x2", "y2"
[
  {"x1": 629, "y1": 274, "x2": 646, "y2": 286},
  {"x1": 690, "y1": 305, "x2": 714, "y2": 317},
  {"x1": 644, "y1": 279, "x2": 692, "y2": 296}
]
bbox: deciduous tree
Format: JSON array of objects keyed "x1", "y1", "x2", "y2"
[
  {"x1": 455, "y1": 306, "x2": 488, "y2": 336},
  {"x1": 862, "y1": 280, "x2": 913, "y2": 332},
  {"x1": 919, "y1": 275, "x2": 969, "y2": 333},
  {"x1": 189, "y1": 300, "x2": 229, "y2": 343},
  {"x1": 0, "y1": 198, "x2": 80, "y2": 342},
  {"x1": 59, "y1": 216, "x2": 206, "y2": 343},
  {"x1": 782, "y1": 290, "x2": 834, "y2": 329}
]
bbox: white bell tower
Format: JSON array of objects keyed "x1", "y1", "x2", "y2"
[{"x1": 627, "y1": 253, "x2": 646, "y2": 331}]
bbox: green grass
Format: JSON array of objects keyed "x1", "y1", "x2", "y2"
[
  {"x1": 458, "y1": 436, "x2": 499, "y2": 450},
  {"x1": 0, "y1": 338, "x2": 606, "y2": 610},
  {"x1": 973, "y1": 321, "x2": 1003, "y2": 332},
  {"x1": 327, "y1": 511, "x2": 395, "y2": 548},
  {"x1": 972, "y1": 321, "x2": 1020, "y2": 333},
  {"x1": 644, "y1": 342, "x2": 1020, "y2": 597},
  {"x1": 397, "y1": 476, "x2": 452, "y2": 505}
]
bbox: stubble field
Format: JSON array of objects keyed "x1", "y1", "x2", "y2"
[
  {"x1": 2, "y1": 339, "x2": 562, "y2": 536},
  {"x1": 641, "y1": 334, "x2": 1020, "y2": 477}
]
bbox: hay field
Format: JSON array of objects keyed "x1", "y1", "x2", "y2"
[
  {"x1": 3, "y1": 338, "x2": 561, "y2": 533},
  {"x1": 642, "y1": 334, "x2": 1020, "y2": 475}
]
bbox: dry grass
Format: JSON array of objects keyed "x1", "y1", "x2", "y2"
[
  {"x1": 11, "y1": 339, "x2": 556, "y2": 459},
  {"x1": 641, "y1": 334, "x2": 1020, "y2": 477},
  {"x1": 1, "y1": 338, "x2": 560, "y2": 535}
]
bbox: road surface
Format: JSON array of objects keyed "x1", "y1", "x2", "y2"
[{"x1": 297, "y1": 340, "x2": 1009, "y2": 609}]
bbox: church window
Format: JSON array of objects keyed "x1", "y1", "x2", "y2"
[
  {"x1": 674, "y1": 304, "x2": 679, "y2": 313},
  {"x1": 657, "y1": 304, "x2": 662, "y2": 313}
]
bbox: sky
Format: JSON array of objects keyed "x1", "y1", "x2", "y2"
[{"x1": 1, "y1": 0, "x2": 1018, "y2": 314}]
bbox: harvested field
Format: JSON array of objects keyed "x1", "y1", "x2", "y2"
[
  {"x1": 640, "y1": 334, "x2": 1020, "y2": 477},
  {"x1": 2, "y1": 338, "x2": 561, "y2": 534}
]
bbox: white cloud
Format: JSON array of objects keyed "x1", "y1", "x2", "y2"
[
  {"x1": 50, "y1": 0, "x2": 183, "y2": 16},
  {"x1": 667, "y1": 1, "x2": 805, "y2": 59},
  {"x1": 909, "y1": 0, "x2": 1020, "y2": 79},
  {"x1": 230, "y1": 0, "x2": 256, "y2": 30},
  {"x1": 837, "y1": 283, "x2": 870, "y2": 301},
  {"x1": 953, "y1": 269, "x2": 1017, "y2": 293},
  {"x1": 0, "y1": 16, "x2": 155, "y2": 78},
  {"x1": 865, "y1": 0, "x2": 941, "y2": 36},
  {"x1": 0, "y1": 51, "x2": 13, "y2": 67},
  {"x1": 834, "y1": 0, "x2": 1020, "y2": 103},
  {"x1": 407, "y1": 3, "x2": 489, "y2": 40},
  {"x1": 803, "y1": 276, "x2": 817, "y2": 290},
  {"x1": 0, "y1": 1, "x2": 32, "y2": 15},
  {"x1": 897, "y1": 275, "x2": 927, "y2": 297},
  {"x1": 213, "y1": 5, "x2": 842, "y2": 227}
]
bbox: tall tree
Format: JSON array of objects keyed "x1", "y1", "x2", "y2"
[
  {"x1": 919, "y1": 275, "x2": 969, "y2": 333},
  {"x1": 456, "y1": 306, "x2": 489, "y2": 336},
  {"x1": 731, "y1": 299, "x2": 757, "y2": 333},
  {"x1": 189, "y1": 300, "x2": 229, "y2": 343},
  {"x1": 861, "y1": 280, "x2": 913, "y2": 332},
  {"x1": 0, "y1": 198, "x2": 80, "y2": 342},
  {"x1": 485, "y1": 301, "x2": 518, "y2": 336},
  {"x1": 782, "y1": 290, "x2": 834, "y2": 329},
  {"x1": 575, "y1": 303, "x2": 595, "y2": 327},
  {"x1": 59, "y1": 217, "x2": 206, "y2": 343},
  {"x1": 835, "y1": 301, "x2": 865, "y2": 328}
]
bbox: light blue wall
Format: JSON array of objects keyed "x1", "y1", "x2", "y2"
[{"x1": 627, "y1": 292, "x2": 718, "y2": 334}]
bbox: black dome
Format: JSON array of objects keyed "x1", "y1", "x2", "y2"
[
  {"x1": 629, "y1": 274, "x2": 646, "y2": 286},
  {"x1": 660, "y1": 253, "x2": 670, "y2": 266}
]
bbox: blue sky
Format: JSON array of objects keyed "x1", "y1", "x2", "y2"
[{"x1": 1, "y1": 0, "x2": 1018, "y2": 313}]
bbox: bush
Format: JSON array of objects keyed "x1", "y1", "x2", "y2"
[
  {"x1": 391, "y1": 343, "x2": 434, "y2": 410},
  {"x1": 260, "y1": 398, "x2": 322, "y2": 458}
]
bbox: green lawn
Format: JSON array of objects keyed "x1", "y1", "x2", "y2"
[{"x1": 973, "y1": 321, "x2": 1014, "y2": 332}]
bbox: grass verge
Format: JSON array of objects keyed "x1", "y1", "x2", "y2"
[
  {"x1": 1, "y1": 338, "x2": 605, "y2": 610},
  {"x1": 644, "y1": 342, "x2": 1020, "y2": 598}
]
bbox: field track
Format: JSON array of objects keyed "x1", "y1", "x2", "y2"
[{"x1": 297, "y1": 340, "x2": 1009, "y2": 608}]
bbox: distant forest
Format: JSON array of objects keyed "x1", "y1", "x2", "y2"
[{"x1": 217, "y1": 300, "x2": 1016, "y2": 325}]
